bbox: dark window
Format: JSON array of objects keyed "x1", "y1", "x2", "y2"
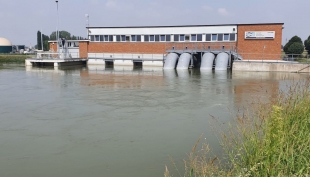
[
  {"x1": 180, "y1": 35, "x2": 185, "y2": 41},
  {"x1": 121, "y1": 35, "x2": 126, "y2": 41},
  {"x1": 191, "y1": 34, "x2": 197, "y2": 41},
  {"x1": 174, "y1": 35, "x2": 179, "y2": 41},
  {"x1": 197, "y1": 34, "x2": 202, "y2": 41},
  {"x1": 155, "y1": 35, "x2": 160, "y2": 42},
  {"x1": 160, "y1": 35, "x2": 165, "y2": 41},
  {"x1": 104, "y1": 35, "x2": 109, "y2": 41},
  {"x1": 212, "y1": 34, "x2": 217, "y2": 41},
  {"x1": 185, "y1": 35, "x2": 190, "y2": 41},
  {"x1": 90, "y1": 35, "x2": 94, "y2": 41},
  {"x1": 126, "y1": 36, "x2": 130, "y2": 42},
  {"x1": 230, "y1": 33, "x2": 236, "y2": 41},
  {"x1": 131, "y1": 35, "x2": 136, "y2": 42},
  {"x1": 100, "y1": 35, "x2": 104, "y2": 41},
  {"x1": 95, "y1": 35, "x2": 100, "y2": 41},
  {"x1": 109, "y1": 35, "x2": 113, "y2": 42},
  {"x1": 144, "y1": 35, "x2": 149, "y2": 42},
  {"x1": 166, "y1": 35, "x2": 171, "y2": 41},
  {"x1": 218, "y1": 34, "x2": 223, "y2": 41},
  {"x1": 206, "y1": 34, "x2": 211, "y2": 41},
  {"x1": 137, "y1": 35, "x2": 141, "y2": 42},
  {"x1": 116, "y1": 35, "x2": 121, "y2": 42},
  {"x1": 224, "y1": 34, "x2": 229, "y2": 41},
  {"x1": 150, "y1": 35, "x2": 155, "y2": 41}
]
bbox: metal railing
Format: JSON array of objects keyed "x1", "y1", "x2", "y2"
[
  {"x1": 236, "y1": 53, "x2": 310, "y2": 64},
  {"x1": 35, "y1": 52, "x2": 80, "y2": 59}
]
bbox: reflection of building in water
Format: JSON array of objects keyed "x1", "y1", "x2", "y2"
[
  {"x1": 80, "y1": 66, "x2": 165, "y2": 89},
  {"x1": 232, "y1": 72, "x2": 308, "y2": 105}
]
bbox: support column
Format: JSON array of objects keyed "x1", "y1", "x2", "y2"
[{"x1": 25, "y1": 60, "x2": 32, "y2": 66}]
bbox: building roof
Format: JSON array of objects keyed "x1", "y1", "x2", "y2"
[
  {"x1": 0, "y1": 37, "x2": 12, "y2": 46},
  {"x1": 86, "y1": 23, "x2": 284, "y2": 29}
]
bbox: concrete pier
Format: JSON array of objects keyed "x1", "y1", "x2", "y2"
[{"x1": 25, "y1": 58, "x2": 87, "y2": 68}]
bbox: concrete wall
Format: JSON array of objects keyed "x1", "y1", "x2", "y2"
[{"x1": 233, "y1": 61, "x2": 310, "y2": 72}]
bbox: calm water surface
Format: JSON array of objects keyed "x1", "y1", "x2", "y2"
[{"x1": 0, "y1": 64, "x2": 309, "y2": 177}]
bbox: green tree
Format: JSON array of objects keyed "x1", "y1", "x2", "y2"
[
  {"x1": 304, "y1": 36, "x2": 310, "y2": 54},
  {"x1": 283, "y1": 36, "x2": 303, "y2": 54},
  {"x1": 37, "y1": 31, "x2": 42, "y2": 50},
  {"x1": 287, "y1": 42, "x2": 304, "y2": 55}
]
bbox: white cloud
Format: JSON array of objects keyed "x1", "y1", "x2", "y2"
[
  {"x1": 202, "y1": 5, "x2": 212, "y2": 12},
  {"x1": 106, "y1": 0, "x2": 117, "y2": 9},
  {"x1": 218, "y1": 8, "x2": 229, "y2": 16}
]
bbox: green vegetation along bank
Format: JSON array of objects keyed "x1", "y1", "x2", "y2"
[
  {"x1": 165, "y1": 80, "x2": 310, "y2": 176},
  {"x1": 0, "y1": 54, "x2": 33, "y2": 64}
]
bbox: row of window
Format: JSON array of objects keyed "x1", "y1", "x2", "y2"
[{"x1": 89, "y1": 33, "x2": 236, "y2": 42}]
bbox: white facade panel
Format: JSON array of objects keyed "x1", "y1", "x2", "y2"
[{"x1": 89, "y1": 26, "x2": 237, "y2": 35}]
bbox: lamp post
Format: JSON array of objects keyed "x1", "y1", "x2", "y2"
[
  {"x1": 85, "y1": 14, "x2": 89, "y2": 39},
  {"x1": 56, "y1": 0, "x2": 59, "y2": 54}
]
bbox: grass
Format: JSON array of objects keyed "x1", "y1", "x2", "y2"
[
  {"x1": 0, "y1": 54, "x2": 34, "y2": 63},
  {"x1": 165, "y1": 79, "x2": 310, "y2": 176}
]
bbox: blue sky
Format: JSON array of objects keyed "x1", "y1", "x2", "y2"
[{"x1": 0, "y1": 0, "x2": 309, "y2": 46}]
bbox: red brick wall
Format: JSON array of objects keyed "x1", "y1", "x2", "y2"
[
  {"x1": 237, "y1": 24, "x2": 283, "y2": 60},
  {"x1": 79, "y1": 41, "x2": 88, "y2": 58},
  {"x1": 49, "y1": 42, "x2": 57, "y2": 52}
]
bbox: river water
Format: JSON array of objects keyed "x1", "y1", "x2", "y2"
[{"x1": 0, "y1": 64, "x2": 308, "y2": 177}]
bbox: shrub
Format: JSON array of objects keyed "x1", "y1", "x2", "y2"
[
  {"x1": 287, "y1": 42, "x2": 304, "y2": 54},
  {"x1": 284, "y1": 36, "x2": 303, "y2": 54}
]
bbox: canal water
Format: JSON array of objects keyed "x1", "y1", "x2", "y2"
[{"x1": 0, "y1": 64, "x2": 308, "y2": 177}]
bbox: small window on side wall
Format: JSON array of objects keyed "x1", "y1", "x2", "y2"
[
  {"x1": 95, "y1": 35, "x2": 100, "y2": 41},
  {"x1": 144, "y1": 35, "x2": 149, "y2": 42},
  {"x1": 137, "y1": 35, "x2": 141, "y2": 42},
  {"x1": 230, "y1": 34, "x2": 236, "y2": 41},
  {"x1": 206, "y1": 34, "x2": 211, "y2": 41},
  {"x1": 224, "y1": 34, "x2": 229, "y2": 41},
  {"x1": 212, "y1": 34, "x2": 217, "y2": 41},
  {"x1": 191, "y1": 34, "x2": 197, "y2": 41},
  {"x1": 116, "y1": 35, "x2": 121, "y2": 42},
  {"x1": 197, "y1": 34, "x2": 202, "y2": 41},
  {"x1": 174, "y1": 35, "x2": 179, "y2": 42},
  {"x1": 166, "y1": 35, "x2": 171, "y2": 42},
  {"x1": 131, "y1": 35, "x2": 136, "y2": 42},
  {"x1": 218, "y1": 34, "x2": 223, "y2": 41},
  {"x1": 180, "y1": 35, "x2": 185, "y2": 41},
  {"x1": 155, "y1": 35, "x2": 160, "y2": 42},
  {"x1": 104, "y1": 35, "x2": 109, "y2": 42},
  {"x1": 160, "y1": 35, "x2": 165, "y2": 41},
  {"x1": 150, "y1": 35, "x2": 155, "y2": 42},
  {"x1": 109, "y1": 35, "x2": 113, "y2": 42}
]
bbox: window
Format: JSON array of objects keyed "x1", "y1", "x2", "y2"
[
  {"x1": 121, "y1": 35, "x2": 126, "y2": 41},
  {"x1": 230, "y1": 34, "x2": 236, "y2": 41},
  {"x1": 131, "y1": 35, "x2": 136, "y2": 42},
  {"x1": 144, "y1": 35, "x2": 149, "y2": 42},
  {"x1": 185, "y1": 35, "x2": 190, "y2": 41},
  {"x1": 95, "y1": 35, "x2": 100, "y2": 41},
  {"x1": 137, "y1": 35, "x2": 141, "y2": 42},
  {"x1": 174, "y1": 35, "x2": 179, "y2": 41},
  {"x1": 180, "y1": 34, "x2": 185, "y2": 41},
  {"x1": 191, "y1": 34, "x2": 197, "y2": 41},
  {"x1": 109, "y1": 35, "x2": 113, "y2": 42},
  {"x1": 206, "y1": 34, "x2": 211, "y2": 41},
  {"x1": 160, "y1": 35, "x2": 165, "y2": 41},
  {"x1": 116, "y1": 35, "x2": 121, "y2": 42},
  {"x1": 212, "y1": 34, "x2": 217, "y2": 41},
  {"x1": 166, "y1": 35, "x2": 171, "y2": 42},
  {"x1": 197, "y1": 34, "x2": 202, "y2": 41},
  {"x1": 155, "y1": 35, "x2": 160, "y2": 42},
  {"x1": 224, "y1": 34, "x2": 229, "y2": 41},
  {"x1": 104, "y1": 35, "x2": 109, "y2": 41},
  {"x1": 150, "y1": 35, "x2": 155, "y2": 41},
  {"x1": 218, "y1": 34, "x2": 223, "y2": 41},
  {"x1": 100, "y1": 35, "x2": 104, "y2": 41},
  {"x1": 90, "y1": 35, "x2": 94, "y2": 41},
  {"x1": 126, "y1": 36, "x2": 130, "y2": 42}
]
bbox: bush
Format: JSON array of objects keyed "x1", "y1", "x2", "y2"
[
  {"x1": 305, "y1": 36, "x2": 310, "y2": 54},
  {"x1": 287, "y1": 42, "x2": 304, "y2": 54}
]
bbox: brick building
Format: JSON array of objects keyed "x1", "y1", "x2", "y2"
[{"x1": 49, "y1": 23, "x2": 284, "y2": 67}]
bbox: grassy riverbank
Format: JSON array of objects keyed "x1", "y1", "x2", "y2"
[
  {"x1": 165, "y1": 80, "x2": 310, "y2": 176},
  {"x1": 0, "y1": 54, "x2": 34, "y2": 63}
]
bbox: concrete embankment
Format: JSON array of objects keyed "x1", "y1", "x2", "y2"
[{"x1": 233, "y1": 61, "x2": 310, "y2": 73}]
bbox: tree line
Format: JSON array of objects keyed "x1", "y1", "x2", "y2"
[
  {"x1": 37, "y1": 31, "x2": 87, "y2": 51},
  {"x1": 284, "y1": 35, "x2": 310, "y2": 55}
]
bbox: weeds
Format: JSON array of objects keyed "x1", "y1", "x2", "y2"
[{"x1": 165, "y1": 79, "x2": 310, "y2": 176}]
